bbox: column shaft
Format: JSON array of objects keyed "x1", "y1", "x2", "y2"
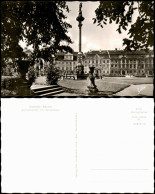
[{"x1": 79, "y1": 26, "x2": 81, "y2": 52}]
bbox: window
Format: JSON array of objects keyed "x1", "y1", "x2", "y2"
[
  {"x1": 107, "y1": 60, "x2": 109, "y2": 63},
  {"x1": 141, "y1": 60, "x2": 144, "y2": 64},
  {"x1": 149, "y1": 70, "x2": 153, "y2": 75}
]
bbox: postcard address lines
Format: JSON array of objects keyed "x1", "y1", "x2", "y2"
[
  {"x1": 74, "y1": 111, "x2": 151, "y2": 175},
  {"x1": 75, "y1": 112, "x2": 78, "y2": 178}
]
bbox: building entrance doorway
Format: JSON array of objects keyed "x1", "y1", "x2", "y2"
[{"x1": 122, "y1": 70, "x2": 126, "y2": 75}]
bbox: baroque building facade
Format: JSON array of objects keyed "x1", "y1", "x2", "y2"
[
  {"x1": 54, "y1": 49, "x2": 154, "y2": 77},
  {"x1": 54, "y1": 52, "x2": 78, "y2": 75}
]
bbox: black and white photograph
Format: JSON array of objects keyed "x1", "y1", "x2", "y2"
[
  {"x1": 1, "y1": 1, "x2": 154, "y2": 97},
  {"x1": 1, "y1": 1, "x2": 154, "y2": 193}
]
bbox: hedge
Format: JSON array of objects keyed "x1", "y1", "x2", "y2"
[{"x1": 1, "y1": 76, "x2": 33, "y2": 96}]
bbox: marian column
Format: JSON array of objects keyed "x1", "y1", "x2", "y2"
[{"x1": 76, "y1": 2, "x2": 85, "y2": 77}]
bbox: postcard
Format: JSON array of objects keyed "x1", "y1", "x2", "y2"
[
  {"x1": 1, "y1": 1, "x2": 154, "y2": 193},
  {"x1": 1, "y1": 98, "x2": 154, "y2": 193}
]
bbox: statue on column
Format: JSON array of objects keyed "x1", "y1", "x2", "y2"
[
  {"x1": 76, "y1": 2, "x2": 85, "y2": 79},
  {"x1": 79, "y1": 3, "x2": 82, "y2": 16},
  {"x1": 77, "y1": 2, "x2": 84, "y2": 23}
]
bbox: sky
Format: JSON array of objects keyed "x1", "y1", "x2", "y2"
[
  {"x1": 65, "y1": 1, "x2": 139, "y2": 52},
  {"x1": 20, "y1": 1, "x2": 139, "y2": 52}
]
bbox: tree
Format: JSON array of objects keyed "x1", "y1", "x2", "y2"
[
  {"x1": 93, "y1": 1, "x2": 154, "y2": 51},
  {"x1": 45, "y1": 64, "x2": 60, "y2": 85},
  {"x1": 1, "y1": 1, "x2": 73, "y2": 67}
]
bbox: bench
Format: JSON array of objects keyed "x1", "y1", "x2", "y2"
[{"x1": 63, "y1": 75, "x2": 75, "y2": 80}]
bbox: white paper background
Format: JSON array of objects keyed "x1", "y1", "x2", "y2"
[{"x1": 1, "y1": 98, "x2": 154, "y2": 193}]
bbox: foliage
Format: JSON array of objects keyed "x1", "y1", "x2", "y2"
[
  {"x1": 2, "y1": 65, "x2": 12, "y2": 76},
  {"x1": 1, "y1": 1, "x2": 73, "y2": 68},
  {"x1": 1, "y1": 77, "x2": 15, "y2": 90},
  {"x1": 1, "y1": 76, "x2": 33, "y2": 96},
  {"x1": 93, "y1": 1, "x2": 154, "y2": 50},
  {"x1": 27, "y1": 66, "x2": 36, "y2": 85},
  {"x1": 2, "y1": 61, "x2": 20, "y2": 76},
  {"x1": 1, "y1": 89, "x2": 17, "y2": 97},
  {"x1": 45, "y1": 64, "x2": 60, "y2": 85},
  {"x1": 1, "y1": 77, "x2": 21, "y2": 96}
]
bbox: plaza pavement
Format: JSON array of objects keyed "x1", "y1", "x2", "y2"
[
  {"x1": 55, "y1": 84, "x2": 153, "y2": 96},
  {"x1": 32, "y1": 76, "x2": 153, "y2": 96},
  {"x1": 57, "y1": 77, "x2": 153, "y2": 96},
  {"x1": 113, "y1": 84, "x2": 153, "y2": 96}
]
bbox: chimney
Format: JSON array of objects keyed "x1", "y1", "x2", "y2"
[{"x1": 115, "y1": 48, "x2": 117, "y2": 51}]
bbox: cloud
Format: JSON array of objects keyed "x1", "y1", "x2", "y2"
[{"x1": 85, "y1": 42, "x2": 100, "y2": 52}]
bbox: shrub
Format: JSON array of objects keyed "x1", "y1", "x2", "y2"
[
  {"x1": 1, "y1": 89, "x2": 17, "y2": 96},
  {"x1": 45, "y1": 65, "x2": 60, "y2": 85},
  {"x1": 1, "y1": 76, "x2": 33, "y2": 96},
  {"x1": 1, "y1": 77, "x2": 20, "y2": 96},
  {"x1": 27, "y1": 66, "x2": 36, "y2": 85},
  {"x1": 1, "y1": 77, "x2": 17, "y2": 90}
]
